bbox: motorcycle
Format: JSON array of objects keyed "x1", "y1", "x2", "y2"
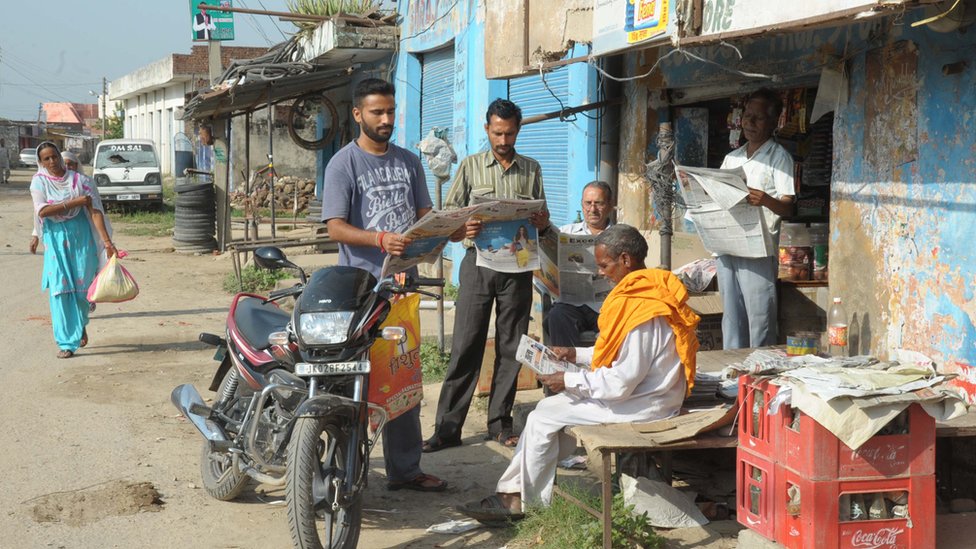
[{"x1": 171, "y1": 246, "x2": 442, "y2": 548}]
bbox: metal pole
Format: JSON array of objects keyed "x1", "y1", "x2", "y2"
[
  {"x1": 244, "y1": 113, "x2": 251, "y2": 243},
  {"x1": 435, "y1": 176, "x2": 447, "y2": 351},
  {"x1": 267, "y1": 94, "x2": 276, "y2": 239},
  {"x1": 101, "y1": 77, "x2": 107, "y2": 136}
]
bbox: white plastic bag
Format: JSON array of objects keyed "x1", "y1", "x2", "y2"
[{"x1": 87, "y1": 254, "x2": 139, "y2": 303}]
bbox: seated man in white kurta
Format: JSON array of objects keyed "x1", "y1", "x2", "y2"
[{"x1": 459, "y1": 224, "x2": 701, "y2": 520}]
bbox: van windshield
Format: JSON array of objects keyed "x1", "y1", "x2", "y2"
[{"x1": 95, "y1": 144, "x2": 157, "y2": 169}]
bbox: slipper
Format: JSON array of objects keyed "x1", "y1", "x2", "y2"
[
  {"x1": 80, "y1": 328, "x2": 88, "y2": 348},
  {"x1": 422, "y1": 436, "x2": 462, "y2": 453},
  {"x1": 487, "y1": 430, "x2": 519, "y2": 448},
  {"x1": 458, "y1": 494, "x2": 524, "y2": 524},
  {"x1": 89, "y1": 302, "x2": 96, "y2": 313},
  {"x1": 387, "y1": 473, "x2": 448, "y2": 492},
  {"x1": 57, "y1": 350, "x2": 74, "y2": 359}
]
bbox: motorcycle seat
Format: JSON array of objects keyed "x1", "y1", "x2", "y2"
[{"x1": 234, "y1": 297, "x2": 290, "y2": 351}]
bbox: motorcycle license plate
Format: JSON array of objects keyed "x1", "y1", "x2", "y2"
[
  {"x1": 117, "y1": 194, "x2": 140, "y2": 200},
  {"x1": 295, "y1": 361, "x2": 370, "y2": 376}
]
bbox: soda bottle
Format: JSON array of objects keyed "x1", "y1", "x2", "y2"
[{"x1": 828, "y1": 297, "x2": 849, "y2": 357}]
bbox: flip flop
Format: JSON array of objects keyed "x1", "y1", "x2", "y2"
[
  {"x1": 487, "y1": 430, "x2": 520, "y2": 448},
  {"x1": 458, "y1": 494, "x2": 524, "y2": 524},
  {"x1": 80, "y1": 328, "x2": 88, "y2": 348},
  {"x1": 386, "y1": 473, "x2": 448, "y2": 492},
  {"x1": 57, "y1": 350, "x2": 74, "y2": 359},
  {"x1": 422, "y1": 436, "x2": 462, "y2": 453}
]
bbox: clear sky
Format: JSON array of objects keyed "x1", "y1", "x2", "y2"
[{"x1": 0, "y1": 0, "x2": 295, "y2": 121}]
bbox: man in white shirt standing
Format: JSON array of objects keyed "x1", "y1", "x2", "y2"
[
  {"x1": 458, "y1": 224, "x2": 700, "y2": 520},
  {"x1": 0, "y1": 138, "x2": 10, "y2": 184},
  {"x1": 718, "y1": 88, "x2": 795, "y2": 349},
  {"x1": 545, "y1": 180, "x2": 615, "y2": 347}
]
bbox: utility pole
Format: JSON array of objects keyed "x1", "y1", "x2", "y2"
[{"x1": 101, "y1": 77, "x2": 107, "y2": 137}]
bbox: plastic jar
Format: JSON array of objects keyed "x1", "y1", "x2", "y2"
[{"x1": 779, "y1": 223, "x2": 812, "y2": 280}]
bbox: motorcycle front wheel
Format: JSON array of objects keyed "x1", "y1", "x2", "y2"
[
  {"x1": 199, "y1": 368, "x2": 249, "y2": 501},
  {"x1": 286, "y1": 417, "x2": 362, "y2": 549}
]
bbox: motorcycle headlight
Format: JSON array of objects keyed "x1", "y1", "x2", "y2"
[{"x1": 299, "y1": 311, "x2": 354, "y2": 345}]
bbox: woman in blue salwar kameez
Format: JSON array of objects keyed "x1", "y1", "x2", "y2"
[{"x1": 30, "y1": 142, "x2": 116, "y2": 358}]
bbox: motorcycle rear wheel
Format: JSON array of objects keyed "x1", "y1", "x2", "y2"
[
  {"x1": 286, "y1": 417, "x2": 362, "y2": 549},
  {"x1": 199, "y1": 369, "x2": 248, "y2": 501}
]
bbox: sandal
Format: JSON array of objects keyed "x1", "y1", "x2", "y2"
[
  {"x1": 57, "y1": 350, "x2": 74, "y2": 359},
  {"x1": 422, "y1": 436, "x2": 462, "y2": 453},
  {"x1": 487, "y1": 430, "x2": 520, "y2": 448},
  {"x1": 80, "y1": 328, "x2": 88, "y2": 348},
  {"x1": 386, "y1": 472, "x2": 448, "y2": 492},
  {"x1": 458, "y1": 494, "x2": 524, "y2": 524}
]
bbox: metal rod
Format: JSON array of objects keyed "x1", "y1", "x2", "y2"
[
  {"x1": 522, "y1": 54, "x2": 590, "y2": 73},
  {"x1": 435, "y1": 176, "x2": 447, "y2": 351},
  {"x1": 244, "y1": 112, "x2": 251, "y2": 243},
  {"x1": 267, "y1": 90, "x2": 276, "y2": 239},
  {"x1": 602, "y1": 451, "x2": 612, "y2": 549},
  {"x1": 520, "y1": 97, "x2": 623, "y2": 126},
  {"x1": 196, "y1": 2, "x2": 326, "y2": 21}
]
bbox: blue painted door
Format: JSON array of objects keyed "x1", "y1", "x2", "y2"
[
  {"x1": 420, "y1": 46, "x2": 455, "y2": 207},
  {"x1": 508, "y1": 67, "x2": 571, "y2": 226}
]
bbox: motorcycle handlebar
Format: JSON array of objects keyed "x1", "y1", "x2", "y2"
[
  {"x1": 410, "y1": 276, "x2": 445, "y2": 287},
  {"x1": 266, "y1": 284, "x2": 303, "y2": 302}
]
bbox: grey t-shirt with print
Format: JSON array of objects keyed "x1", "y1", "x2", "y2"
[{"x1": 321, "y1": 141, "x2": 432, "y2": 277}]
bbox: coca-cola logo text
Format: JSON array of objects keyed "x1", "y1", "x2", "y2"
[{"x1": 849, "y1": 527, "x2": 904, "y2": 548}]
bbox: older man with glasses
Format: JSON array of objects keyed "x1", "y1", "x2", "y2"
[{"x1": 544, "y1": 180, "x2": 615, "y2": 348}]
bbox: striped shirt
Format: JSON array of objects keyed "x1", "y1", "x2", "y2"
[{"x1": 444, "y1": 150, "x2": 546, "y2": 208}]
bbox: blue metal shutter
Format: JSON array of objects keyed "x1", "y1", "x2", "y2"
[
  {"x1": 508, "y1": 68, "x2": 571, "y2": 226},
  {"x1": 420, "y1": 47, "x2": 455, "y2": 206}
]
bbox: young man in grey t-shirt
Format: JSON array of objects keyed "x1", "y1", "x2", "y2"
[{"x1": 321, "y1": 78, "x2": 445, "y2": 492}]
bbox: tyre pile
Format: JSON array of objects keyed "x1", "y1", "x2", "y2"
[{"x1": 173, "y1": 181, "x2": 217, "y2": 253}]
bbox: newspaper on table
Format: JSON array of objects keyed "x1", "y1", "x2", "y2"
[
  {"x1": 381, "y1": 203, "x2": 493, "y2": 277},
  {"x1": 470, "y1": 197, "x2": 547, "y2": 274},
  {"x1": 536, "y1": 230, "x2": 613, "y2": 307},
  {"x1": 516, "y1": 334, "x2": 583, "y2": 375},
  {"x1": 674, "y1": 162, "x2": 771, "y2": 258}
]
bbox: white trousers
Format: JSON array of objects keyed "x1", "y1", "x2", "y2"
[{"x1": 496, "y1": 392, "x2": 666, "y2": 510}]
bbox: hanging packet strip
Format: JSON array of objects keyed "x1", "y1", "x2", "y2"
[{"x1": 87, "y1": 253, "x2": 139, "y2": 303}]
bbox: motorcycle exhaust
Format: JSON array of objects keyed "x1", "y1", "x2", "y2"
[{"x1": 171, "y1": 383, "x2": 230, "y2": 447}]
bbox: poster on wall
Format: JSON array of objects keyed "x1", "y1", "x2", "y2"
[
  {"x1": 593, "y1": 0, "x2": 676, "y2": 57},
  {"x1": 190, "y1": 0, "x2": 235, "y2": 42},
  {"x1": 625, "y1": 0, "x2": 669, "y2": 44}
]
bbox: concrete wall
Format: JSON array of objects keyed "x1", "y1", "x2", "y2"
[
  {"x1": 121, "y1": 83, "x2": 189, "y2": 176},
  {"x1": 484, "y1": 0, "x2": 592, "y2": 78}
]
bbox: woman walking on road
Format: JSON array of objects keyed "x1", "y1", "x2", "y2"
[{"x1": 30, "y1": 142, "x2": 116, "y2": 358}]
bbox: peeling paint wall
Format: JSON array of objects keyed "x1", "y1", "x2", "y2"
[
  {"x1": 484, "y1": 0, "x2": 593, "y2": 78},
  {"x1": 832, "y1": 15, "x2": 976, "y2": 394}
]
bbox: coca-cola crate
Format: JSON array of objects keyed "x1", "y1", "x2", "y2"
[
  {"x1": 736, "y1": 449, "x2": 776, "y2": 540},
  {"x1": 777, "y1": 403, "x2": 934, "y2": 480},
  {"x1": 774, "y1": 464, "x2": 935, "y2": 549},
  {"x1": 737, "y1": 375, "x2": 780, "y2": 459}
]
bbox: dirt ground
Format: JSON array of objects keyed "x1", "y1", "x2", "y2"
[{"x1": 0, "y1": 167, "x2": 740, "y2": 548}]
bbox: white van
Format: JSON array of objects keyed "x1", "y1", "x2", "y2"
[{"x1": 92, "y1": 139, "x2": 163, "y2": 209}]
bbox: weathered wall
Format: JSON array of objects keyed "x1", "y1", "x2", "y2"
[
  {"x1": 832, "y1": 15, "x2": 976, "y2": 392},
  {"x1": 485, "y1": 0, "x2": 592, "y2": 78}
]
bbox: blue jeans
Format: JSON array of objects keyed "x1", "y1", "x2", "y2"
[{"x1": 716, "y1": 255, "x2": 777, "y2": 349}]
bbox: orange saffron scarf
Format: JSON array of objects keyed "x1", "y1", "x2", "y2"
[{"x1": 590, "y1": 269, "x2": 701, "y2": 396}]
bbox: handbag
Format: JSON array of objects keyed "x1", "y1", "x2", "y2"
[{"x1": 87, "y1": 254, "x2": 139, "y2": 303}]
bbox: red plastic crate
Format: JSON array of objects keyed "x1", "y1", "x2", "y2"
[
  {"x1": 736, "y1": 449, "x2": 776, "y2": 540},
  {"x1": 777, "y1": 404, "x2": 935, "y2": 480},
  {"x1": 737, "y1": 375, "x2": 780, "y2": 458},
  {"x1": 774, "y1": 464, "x2": 935, "y2": 549}
]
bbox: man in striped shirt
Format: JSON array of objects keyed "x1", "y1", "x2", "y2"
[{"x1": 423, "y1": 99, "x2": 551, "y2": 452}]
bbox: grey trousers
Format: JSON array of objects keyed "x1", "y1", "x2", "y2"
[
  {"x1": 432, "y1": 248, "x2": 532, "y2": 441},
  {"x1": 382, "y1": 404, "x2": 423, "y2": 483}
]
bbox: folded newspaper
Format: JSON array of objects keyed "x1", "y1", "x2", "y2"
[{"x1": 516, "y1": 335, "x2": 582, "y2": 375}]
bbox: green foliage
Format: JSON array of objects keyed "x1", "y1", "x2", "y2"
[
  {"x1": 106, "y1": 102, "x2": 124, "y2": 139},
  {"x1": 223, "y1": 266, "x2": 288, "y2": 294},
  {"x1": 286, "y1": 0, "x2": 379, "y2": 39},
  {"x1": 110, "y1": 208, "x2": 175, "y2": 237},
  {"x1": 420, "y1": 340, "x2": 450, "y2": 382},
  {"x1": 442, "y1": 281, "x2": 459, "y2": 301},
  {"x1": 511, "y1": 488, "x2": 663, "y2": 549}
]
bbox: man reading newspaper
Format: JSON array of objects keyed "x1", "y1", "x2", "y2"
[{"x1": 458, "y1": 224, "x2": 701, "y2": 521}]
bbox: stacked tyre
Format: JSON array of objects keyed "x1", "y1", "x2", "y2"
[
  {"x1": 173, "y1": 181, "x2": 218, "y2": 253},
  {"x1": 306, "y1": 198, "x2": 322, "y2": 222}
]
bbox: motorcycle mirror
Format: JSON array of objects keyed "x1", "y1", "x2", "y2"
[
  {"x1": 254, "y1": 246, "x2": 288, "y2": 270},
  {"x1": 381, "y1": 327, "x2": 406, "y2": 342}
]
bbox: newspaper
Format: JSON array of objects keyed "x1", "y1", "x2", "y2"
[
  {"x1": 470, "y1": 197, "x2": 547, "y2": 273},
  {"x1": 381, "y1": 203, "x2": 492, "y2": 277},
  {"x1": 674, "y1": 163, "x2": 771, "y2": 258},
  {"x1": 516, "y1": 334, "x2": 582, "y2": 375},
  {"x1": 536, "y1": 230, "x2": 613, "y2": 307}
]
